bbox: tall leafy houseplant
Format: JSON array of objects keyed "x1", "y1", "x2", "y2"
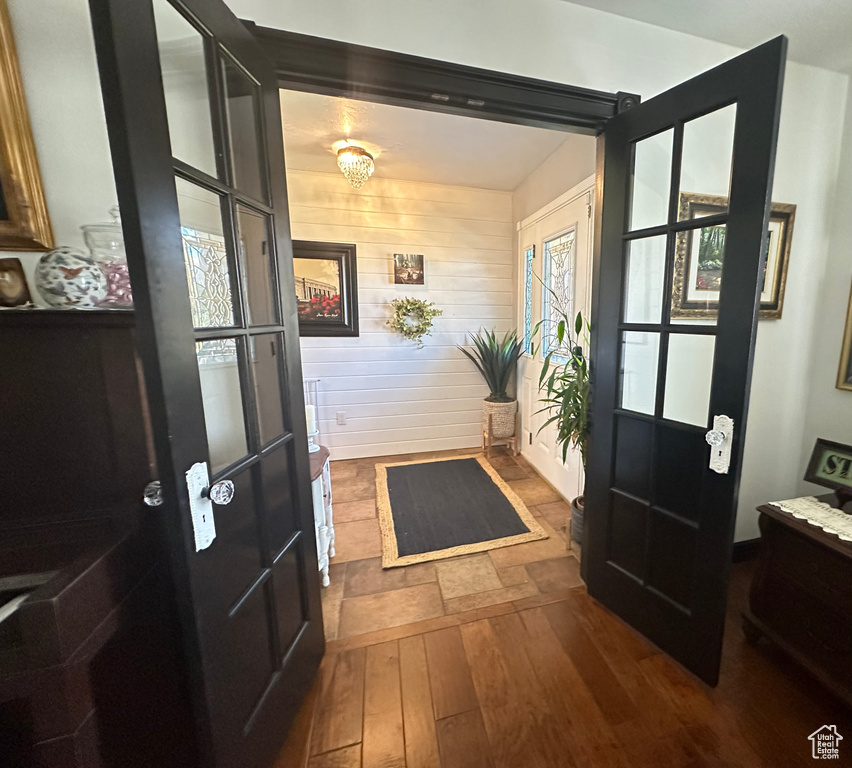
[
  {"x1": 533, "y1": 307, "x2": 591, "y2": 542},
  {"x1": 459, "y1": 330, "x2": 523, "y2": 440}
]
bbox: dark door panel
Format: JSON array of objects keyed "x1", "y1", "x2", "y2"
[
  {"x1": 586, "y1": 37, "x2": 786, "y2": 685},
  {"x1": 88, "y1": 0, "x2": 323, "y2": 765}
]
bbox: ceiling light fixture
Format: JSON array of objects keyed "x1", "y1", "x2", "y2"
[{"x1": 337, "y1": 145, "x2": 374, "y2": 189}]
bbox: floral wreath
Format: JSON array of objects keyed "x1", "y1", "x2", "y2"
[{"x1": 387, "y1": 297, "x2": 442, "y2": 347}]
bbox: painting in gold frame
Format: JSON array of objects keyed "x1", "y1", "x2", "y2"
[
  {"x1": 837, "y1": 278, "x2": 852, "y2": 392},
  {"x1": 0, "y1": 0, "x2": 53, "y2": 250},
  {"x1": 672, "y1": 193, "x2": 794, "y2": 320}
]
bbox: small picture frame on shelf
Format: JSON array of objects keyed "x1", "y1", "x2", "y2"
[
  {"x1": 804, "y1": 438, "x2": 852, "y2": 495},
  {"x1": 0, "y1": 257, "x2": 32, "y2": 306}
]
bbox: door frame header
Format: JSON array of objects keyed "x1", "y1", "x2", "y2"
[{"x1": 246, "y1": 23, "x2": 639, "y2": 134}]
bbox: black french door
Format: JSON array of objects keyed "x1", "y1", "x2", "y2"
[
  {"x1": 88, "y1": 1, "x2": 323, "y2": 766},
  {"x1": 586, "y1": 38, "x2": 786, "y2": 684}
]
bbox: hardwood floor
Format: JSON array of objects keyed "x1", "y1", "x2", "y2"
[
  {"x1": 322, "y1": 449, "x2": 581, "y2": 642},
  {"x1": 281, "y1": 551, "x2": 852, "y2": 768},
  {"x1": 280, "y1": 448, "x2": 851, "y2": 767}
]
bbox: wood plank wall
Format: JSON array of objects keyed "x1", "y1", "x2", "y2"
[{"x1": 289, "y1": 170, "x2": 514, "y2": 459}]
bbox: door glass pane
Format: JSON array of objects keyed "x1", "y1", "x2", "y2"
[
  {"x1": 620, "y1": 331, "x2": 660, "y2": 415},
  {"x1": 196, "y1": 338, "x2": 248, "y2": 473},
  {"x1": 629, "y1": 128, "x2": 673, "y2": 232},
  {"x1": 522, "y1": 245, "x2": 534, "y2": 354},
  {"x1": 223, "y1": 56, "x2": 266, "y2": 202},
  {"x1": 236, "y1": 205, "x2": 277, "y2": 326},
  {"x1": 623, "y1": 236, "x2": 667, "y2": 324},
  {"x1": 663, "y1": 334, "x2": 715, "y2": 426},
  {"x1": 250, "y1": 334, "x2": 286, "y2": 446},
  {"x1": 543, "y1": 229, "x2": 575, "y2": 359},
  {"x1": 152, "y1": 0, "x2": 218, "y2": 177},
  {"x1": 670, "y1": 224, "x2": 726, "y2": 325},
  {"x1": 678, "y1": 104, "x2": 737, "y2": 221},
  {"x1": 177, "y1": 178, "x2": 236, "y2": 328}
]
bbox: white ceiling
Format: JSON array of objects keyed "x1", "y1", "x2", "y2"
[
  {"x1": 279, "y1": 89, "x2": 573, "y2": 191},
  {"x1": 565, "y1": 0, "x2": 852, "y2": 75}
]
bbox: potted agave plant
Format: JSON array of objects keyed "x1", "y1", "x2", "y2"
[
  {"x1": 534, "y1": 308, "x2": 590, "y2": 544},
  {"x1": 458, "y1": 329, "x2": 523, "y2": 440}
]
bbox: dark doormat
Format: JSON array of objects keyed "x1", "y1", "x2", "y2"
[{"x1": 376, "y1": 454, "x2": 548, "y2": 568}]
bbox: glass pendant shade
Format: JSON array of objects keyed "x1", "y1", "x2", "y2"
[{"x1": 337, "y1": 145, "x2": 374, "y2": 190}]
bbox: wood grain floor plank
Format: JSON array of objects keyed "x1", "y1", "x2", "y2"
[
  {"x1": 423, "y1": 627, "x2": 479, "y2": 720},
  {"x1": 517, "y1": 608, "x2": 630, "y2": 768},
  {"x1": 487, "y1": 612, "x2": 580, "y2": 768},
  {"x1": 542, "y1": 600, "x2": 639, "y2": 726},
  {"x1": 308, "y1": 744, "x2": 362, "y2": 768},
  {"x1": 362, "y1": 641, "x2": 405, "y2": 768},
  {"x1": 275, "y1": 662, "x2": 326, "y2": 768},
  {"x1": 562, "y1": 591, "x2": 680, "y2": 740},
  {"x1": 435, "y1": 709, "x2": 495, "y2": 768},
  {"x1": 638, "y1": 653, "x2": 763, "y2": 768},
  {"x1": 311, "y1": 649, "x2": 366, "y2": 756},
  {"x1": 459, "y1": 618, "x2": 551, "y2": 768},
  {"x1": 399, "y1": 635, "x2": 440, "y2": 768}
]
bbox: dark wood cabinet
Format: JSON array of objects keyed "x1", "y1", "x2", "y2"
[
  {"x1": 0, "y1": 310, "x2": 194, "y2": 767},
  {"x1": 744, "y1": 501, "x2": 852, "y2": 708}
]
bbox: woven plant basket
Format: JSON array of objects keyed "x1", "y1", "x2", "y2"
[{"x1": 482, "y1": 399, "x2": 517, "y2": 439}]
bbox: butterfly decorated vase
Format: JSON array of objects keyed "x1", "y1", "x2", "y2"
[{"x1": 35, "y1": 247, "x2": 108, "y2": 308}]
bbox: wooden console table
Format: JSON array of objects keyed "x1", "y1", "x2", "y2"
[{"x1": 743, "y1": 500, "x2": 852, "y2": 707}]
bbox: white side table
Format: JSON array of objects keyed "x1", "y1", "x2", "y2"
[{"x1": 309, "y1": 446, "x2": 335, "y2": 587}]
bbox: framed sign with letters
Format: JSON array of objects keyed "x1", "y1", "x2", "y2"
[{"x1": 804, "y1": 438, "x2": 852, "y2": 493}]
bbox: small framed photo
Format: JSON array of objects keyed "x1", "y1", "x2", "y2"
[
  {"x1": 0, "y1": 257, "x2": 32, "y2": 306},
  {"x1": 394, "y1": 253, "x2": 424, "y2": 285},
  {"x1": 293, "y1": 240, "x2": 359, "y2": 337},
  {"x1": 804, "y1": 438, "x2": 852, "y2": 493}
]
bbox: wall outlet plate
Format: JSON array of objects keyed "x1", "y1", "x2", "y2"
[{"x1": 336, "y1": 412, "x2": 346, "y2": 425}]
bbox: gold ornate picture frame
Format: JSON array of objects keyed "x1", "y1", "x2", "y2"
[
  {"x1": 672, "y1": 192, "x2": 794, "y2": 320},
  {"x1": 0, "y1": 0, "x2": 53, "y2": 250},
  {"x1": 837, "y1": 279, "x2": 852, "y2": 392}
]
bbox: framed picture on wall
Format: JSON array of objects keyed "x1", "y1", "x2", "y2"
[
  {"x1": 837, "y1": 278, "x2": 852, "y2": 391},
  {"x1": 0, "y1": 0, "x2": 53, "y2": 251},
  {"x1": 393, "y1": 253, "x2": 425, "y2": 285},
  {"x1": 672, "y1": 193, "x2": 795, "y2": 320},
  {"x1": 293, "y1": 240, "x2": 359, "y2": 337}
]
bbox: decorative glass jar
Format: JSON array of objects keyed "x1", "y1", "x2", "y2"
[{"x1": 82, "y1": 206, "x2": 133, "y2": 307}]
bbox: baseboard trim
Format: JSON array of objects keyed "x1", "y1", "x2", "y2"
[{"x1": 732, "y1": 538, "x2": 761, "y2": 562}]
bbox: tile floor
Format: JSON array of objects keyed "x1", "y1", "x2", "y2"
[{"x1": 322, "y1": 447, "x2": 582, "y2": 641}]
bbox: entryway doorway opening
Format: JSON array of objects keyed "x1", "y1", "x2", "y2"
[{"x1": 274, "y1": 84, "x2": 598, "y2": 640}]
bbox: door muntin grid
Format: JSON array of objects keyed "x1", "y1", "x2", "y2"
[
  {"x1": 611, "y1": 103, "x2": 740, "y2": 612},
  {"x1": 152, "y1": 0, "x2": 307, "y2": 738}
]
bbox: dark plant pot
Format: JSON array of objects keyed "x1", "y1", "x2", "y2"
[{"x1": 570, "y1": 495, "x2": 584, "y2": 544}]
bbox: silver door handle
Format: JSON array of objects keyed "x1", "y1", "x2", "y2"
[
  {"x1": 143, "y1": 481, "x2": 163, "y2": 507},
  {"x1": 204, "y1": 480, "x2": 235, "y2": 505}
]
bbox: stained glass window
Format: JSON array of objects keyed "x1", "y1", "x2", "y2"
[
  {"x1": 182, "y1": 225, "x2": 237, "y2": 364},
  {"x1": 522, "y1": 245, "x2": 534, "y2": 355},
  {"x1": 542, "y1": 229, "x2": 576, "y2": 361},
  {"x1": 182, "y1": 225, "x2": 235, "y2": 329}
]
